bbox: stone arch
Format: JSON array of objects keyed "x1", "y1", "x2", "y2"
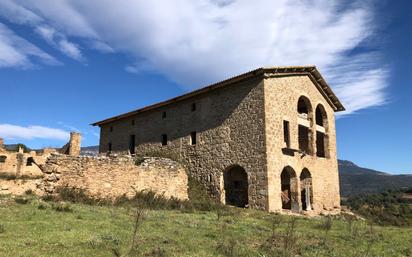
[
  {"x1": 315, "y1": 104, "x2": 329, "y2": 158},
  {"x1": 223, "y1": 165, "x2": 248, "y2": 207},
  {"x1": 300, "y1": 169, "x2": 313, "y2": 211},
  {"x1": 297, "y1": 96, "x2": 313, "y2": 155},
  {"x1": 297, "y1": 96, "x2": 313, "y2": 118},
  {"x1": 315, "y1": 104, "x2": 328, "y2": 127},
  {"x1": 280, "y1": 166, "x2": 299, "y2": 211}
]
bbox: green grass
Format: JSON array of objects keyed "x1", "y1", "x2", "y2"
[{"x1": 0, "y1": 195, "x2": 411, "y2": 257}]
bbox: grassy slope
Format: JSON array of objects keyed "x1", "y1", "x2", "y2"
[{"x1": 0, "y1": 196, "x2": 411, "y2": 257}]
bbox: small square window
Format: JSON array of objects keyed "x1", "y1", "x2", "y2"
[
  {"x1": 191, "y1": 103, "x2": 196, "y2": 112},
  {"x1": 131, "y1": 120, "x2": 135, "y2": 126},
  {"x1": 162, "y1": 112, "x2": 167, "y2": 119},
  {"x1": 110, "y1": 126, "x2": 113, "y2": 132},
  {"x1": 161, "y1": 134, "x2": 168, "y2": 146}
]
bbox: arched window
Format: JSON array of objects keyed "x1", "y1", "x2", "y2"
[
  {"x1": 297, "y1": 96, "x2": 312, "y2": 119},
  {"x1": 297, "y1": 96, "x2": 313, "y2": 155},
  {"x1": 300, "y1": 169, "x2": 313, "y2": 211},
  {"x1": 315, "y1": 104, "x2": 327, "y2": 127},
  {"x1": 280, "y1": 166, "x2": 299, "y2": 211},
  {"x1": 315, "y1": 104, "x2": 329, "y2": 158}
]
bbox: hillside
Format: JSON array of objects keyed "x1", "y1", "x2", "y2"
[
  {"x1": 0, "y1": 194, "x2": 411, "y2": 257},
  {"x1": 338, "y1": 160, "x2": 412, "y2": 196}
]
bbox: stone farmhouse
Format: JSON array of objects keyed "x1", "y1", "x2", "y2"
[{"x1": 92, "y1": 66, "x2": 345, "y2": 214}]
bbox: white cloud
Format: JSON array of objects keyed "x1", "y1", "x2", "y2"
[
  {"x1": 0, "y1": 0, "x2": 388, "y2": 115},
  {"x1": 0, "y1": 124, "x2": 69, "y2": 141},
  {"x1": 0, "y1": 23, "x2": 59, "y2": 68},
  {"x1": 35, "y1": 25, "x2": 84, "y2": 61}
]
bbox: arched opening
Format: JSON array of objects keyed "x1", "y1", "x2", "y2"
[
  {"x1": 315, "y1": 105, "x2": 327, "y2": 127},
  {"x1": 315, "y1": 104, "x2": 329, "y2": 158},
  {"x1": 224, "y1": 165, "x2": 248, "y2": 207},
  {"x1": 297, "y1": 96, "x2": 313, "y2": 155},
  {"x1": 300, "y1": 169, "x2": 313, "y2": 211},
  {"x1": 281, "y1": 166, "x2": 299, "y2": 211},
  {"x1": 26, "y1": 157, "x2": 35, "y2": 166},
  {"x1": 0, "y1": 155, "x2": 7, "y2": 163},
  {"x1": 297, "y1": 96, "x2": 312, "y2": 118}
]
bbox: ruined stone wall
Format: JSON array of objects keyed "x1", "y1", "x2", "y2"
[
  {"x1": 40, "y1": 154, "x2": 188, "y2": 200},
  {"x1": 99, "y1": 76, "x2": 269, "y2": 209},
  {"x1": 263, "y1": 75, "x2": 340, "y2": 213},
  {"x1": 0, "y1": 150, "x2": 45, "y2": 178}
]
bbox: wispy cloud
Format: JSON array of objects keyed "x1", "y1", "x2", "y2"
[
  {"x1": 35, "y1": 25, "x2": 84, "y2": 61},
  {"x1": 0, "y1": 124, "x2": 69, "y2": 141},
  {"x1": 0, "y1": 23, "x2": 59, "y2": 68},
  {"x1": 0, "y1": 0, "x2": 388, "y2": 115}
]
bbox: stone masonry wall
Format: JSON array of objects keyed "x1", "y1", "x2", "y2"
[
  {"x1": 99, "y1": 76, "x2": 269, "y2": 209},
  {"x1": 40, "y1": 154, "x2": 188, "y2": 200},
  {"x1": 263, "y1": 74, "x2": 340, "y2": 213}
]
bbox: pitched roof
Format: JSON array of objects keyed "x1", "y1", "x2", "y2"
[{"x1": 92, "y1": 66, "x2": 345, "y2": 126}]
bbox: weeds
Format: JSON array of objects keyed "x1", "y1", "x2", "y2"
[
  {"x1": 0, "y1": 223, "x2": 5, "y2": 234},
  {"x1": 282, "y1": 218, "x2": 298, "y2": 257},
  {"x1": 52, "y1": 202, "x2": 73, "y2": 212},
  {"x1": 14, "y1": 196, "x2": 29, "y2": 204},
  {"x1": 24, "y1": 189, "x2": 34, "y2": 195}
]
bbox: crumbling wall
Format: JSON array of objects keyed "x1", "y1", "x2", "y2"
[
  {"x1": 60, "y1": 132, "x2": 81, "y2": 156},
  {"x1": 39, "y1": 154, "x2": 188, "y2": 200}
]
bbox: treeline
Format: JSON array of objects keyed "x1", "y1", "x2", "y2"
[{"x1": 343, "y1": 188, "x2": 412, "y2": 226}]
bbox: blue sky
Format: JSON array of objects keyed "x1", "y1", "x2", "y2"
[{"x1": 0, "y1": 1, "x2": 411, "y2": 174}]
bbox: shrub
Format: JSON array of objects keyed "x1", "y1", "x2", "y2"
[
  {"x1": 134, "y1": 156, "x2": 145, "y2": 166},
  {"x1": 14, "y1": 197, "x2": 29, "y2": 204},
  {"x1": 52, "y1": 203, "x2": 73, "y2": 212},
  {"x1": 24, "y1": 189, "x2": 34, "y2": 195},
  {"x1": 0, "y1": 224, "x2": 5, "y2": 234},
  {"x1": 57, "y1": 187, "x2": 99, "y2": 205}
]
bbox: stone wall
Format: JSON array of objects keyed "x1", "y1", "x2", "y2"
[
  {"x1": 96, "y1": 70, "x2": 341, "y2": 214},
  {"x1": 40, "y1": 154, "x2": 188, "y2": 200},
  {"x1": 263, "y1": 74, "x2": 340, "y2": 213},
  {"x1": 99, "y1": 76, "x2": 269, "y2": 209}
]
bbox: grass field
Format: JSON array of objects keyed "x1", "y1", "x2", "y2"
[{"x1": 0, "y1": 195, "x2": 411, "y2": 257}]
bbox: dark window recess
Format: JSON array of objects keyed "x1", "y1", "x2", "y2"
[
  {"x1": 316, "y1": 106, "x2": 325, "y2": 126},
  {"x1": 129, "y1": 135, "x2": 136, "y2": 154},
  {"x1": 283, "y1": 120, "x2": 290, "y2": 148},
  {"x1": 316, "y1": 132, "x2": 326, "y2": 157},
  {"x1": 191, "y1": 103, "x2": 196, "y2": 112},
  {"x1": 110, "y1": 126, "x2": 113, "y2": 132},
  {"x1": 162, "y1": 112, "x2": 167, "y2": 119},
  {"x1": 108, "y1": 142, "x2": 112, "y2": 152},
  {"x1": 190, "y1": 131, "x2": 197, "y2": 145},
  {"x1": 161, "y1": 134, "x2": 168, "y2": 146},
  {"x1": 298, "y1": 125, "x2": 310, "y2": 154},
  {"x1": 26, "y1": 157, "x2": 35, "y2": 166},
  {"x1": 0, "y1": 155, "x2": 7, "y2": 163},
  {"x1": 131, "y1": 120, "x2": 135, "y2": 126}
]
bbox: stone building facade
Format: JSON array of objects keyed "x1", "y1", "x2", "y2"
[{"x1": 93, "y1": 66, "x2": 345, "y2": 213}]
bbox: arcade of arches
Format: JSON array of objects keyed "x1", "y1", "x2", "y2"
[{"x1": 280, "y1": 167, "x2": 313, "y2": 212}]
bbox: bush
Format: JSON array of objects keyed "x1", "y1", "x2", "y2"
[
  {"x1": 57, "y1": 187, "x2": 100, "y2": 205},
  {"x1": 25, "y1": 189, "x2": 34, "y2": 195},
  {"x1": 52, "y1": 203, "x2": 73, "y2": 212},
  {"x1": 0, "y1": 224, "x2": 5, "y2": 234},
  {"x1": 14, "y1": 197, "x2": 29, "y2": 204}
]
